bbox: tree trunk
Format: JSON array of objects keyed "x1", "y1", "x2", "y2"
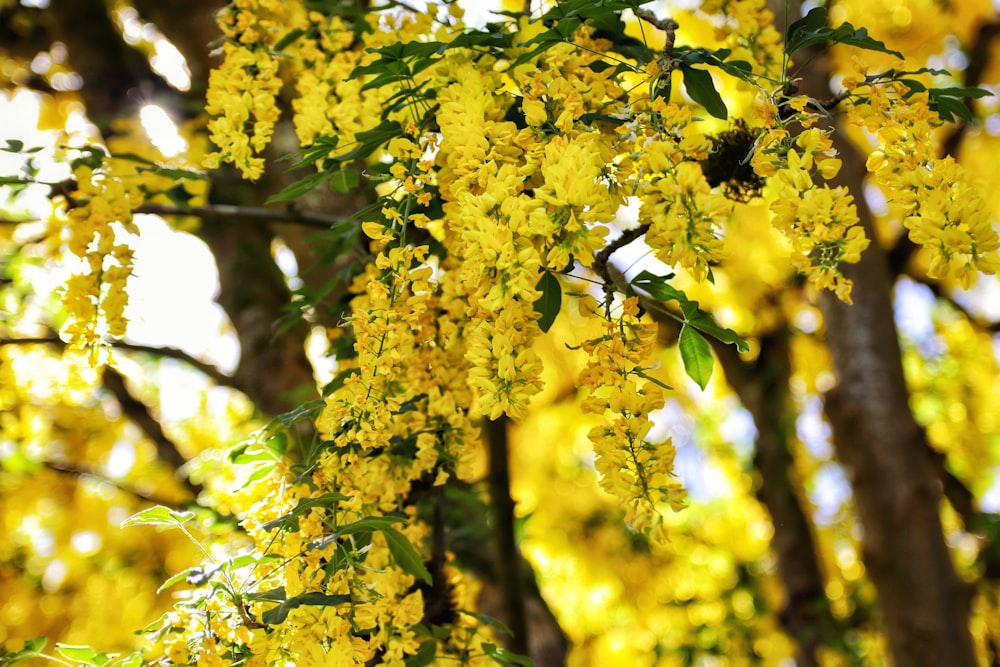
[
  {"x1": 818, "y1": 138, "x2": 977, "y2": 665},
  {"x1": 764, "y1": 2, "x2": 979, "y2": 663}
]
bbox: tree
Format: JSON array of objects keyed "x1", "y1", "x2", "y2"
[{"x1": 1, "y1": 1, "x2": 1000, "y2": 666}]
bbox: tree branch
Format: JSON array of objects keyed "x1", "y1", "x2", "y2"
[
  {"x1": 136, "y1": 203, "x2": 345, "y2": 230},
  {"x1": 102, "y1": 366, "x2": 203, "y2": 498},
  {"x1": 43, "y1": 460, "x2": 184, "y2": 509},
  {"x1": 1, "y1": 334, "x2": 203, "y2": 497},
  {"x1": 634, "y1": 8, "x2": 679, "y2": 55},
  {"x1": 0, "y1": 336, "x2": 237, "y2": 387},
  {"x1": 484, "y1": 415, "x2": 528, "y2": 656},
  {"x1": 592, "y1": 224, "x2": 651, "y2": 294}
]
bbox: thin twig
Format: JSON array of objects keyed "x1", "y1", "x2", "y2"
[
  {"x1": 634, "y1": 8, "x2": 679, "y2": 55},
  {"x1": 592, "y1": 224, "x2": 651, "y2": 292}
]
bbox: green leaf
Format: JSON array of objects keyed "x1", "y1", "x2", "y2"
[
  {"x1": 116, "y1": 654, "x2": 142, "y2": 667},
  {"x1": 265, "y1": 170, "x2": 330, "y2": 204},
  {"x1": 784, "y1": 6, "x2": 902, "y2": 59},
  {"x1": 459, "y1": 610, "x2": 513, "y2": 636},
  {"x1": 247, "y1": 587, "x2": 287, "y2": 602},
  {"x1": 55, "y1": 645, "x2": 100, "y2": 664},
  {"x1": 511, "y1": 16, "x2": 582, "y2": 68},
  {"x1": 323, "y1": 367, "x2": 360, "y2": 397},
  {"x1": 260, "y1": 592, "x2": 351, "y2": 625},
  {"x1": 120, "y1": 505, "x2": 194, "y2": 529},
  {"x1": 921, "y1": 86, "x2": 993, "y2": 123},
  {"x1": 680, "y1": 65, "x2": 728, "y2": 120},
  {"x1": 261, "y1": 599, "x2": 297, "y2": 625},
  {"x1": 482, "y1": 642, "x2": 534, "y2": 667},
  {"x1": 440, "y1": 28, "x2": 514, "y2": 54},
  {"x1": 382, "y1": 526, "x2": 432, "y2": 584},
  {"x1": 404, "y1": 640, "x2": 437, "y2": 667},
  {"x1": 336, "y1": 120, "x2": 404, "y2": 163},
  {"x1": 631, "y1": 271, "x2": 748, "y2": 352},
  {"x1": 156, "y1": 567, "x2": 198, "y2": 594},
  {"x1": 259, "y1": 492, "x2": 352, "y2": 532},
  {"x1": 338, "y1": 514, "x2": 405, "y2": 536},
  {"x1": 631, "y1": 270, "x2": 682, "y2": 302},
  {"x1": 679, "y1": 325, "x2": 713, "y2": 390},
  {"x1": 533, "y1": 271, "x2": 562, "y2": 333},
  {"x1": 634, "y1": 368, "x2": 673, "y2": 392},
  {"x1": 245, "y1": 464, "x2": 275, "y2": 483},
  {"x1": 296, "y1": 592, "x2": 352, "y2": 606},
  {"x1": 277, "y1": 399, "x2": 325, "y2": 429},
  {"x1": 273, "y1": 27, "x2": 306, "y2": 52},
  {"x1": 3, "y1": 139, "x2": 24, "y2": 152},
  {"x1": 228, "y1": 446, "x2": 275, "y2": 464},
  {"x1": 25, "y1": 638, "x2": 47, "y2": 653},
  {"x1": 163, "y1": 183, "x2": 196, "y2": 210},
  {"x1": 70, "y1": 145, "x2": 106, "y2": 170},
  {"x1": 828, "y1": 24, "x2": 902, "y2": 58},
  {"x1": 785, "y1": 6, "x2": 827, "y2": 49},
  {"x1": 931, "y1": 96, "x2": 970, "y2": 123},
  {"x1": 0, "y1": 636, "x2": 48, "y2": 665}
]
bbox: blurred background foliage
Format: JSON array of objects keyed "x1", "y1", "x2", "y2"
[{"x1": 2, "y1": 0, "x2": 1000, "y2": 665}]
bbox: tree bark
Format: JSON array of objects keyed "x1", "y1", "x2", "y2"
[
  {"x1": 793, "y1": 35, "x2": 977, "y2": 667},
  {"x1": 818, "y1": 139, "x2": 977, "y2": 665},
  {"x1": 763, "y1": 3, "x2": 979, "y2": 664}
]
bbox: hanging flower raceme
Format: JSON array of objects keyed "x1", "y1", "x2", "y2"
[
  {"x1": 203, "y1": 41, "x2": 282, "y2": 181},
  {"x1": 636, "y1": 101, "x2": 733, "y2": 282},
  {"x1": 56, "y1": 160, "x2": 141, "y2": 360},
  {"x1": 578, "y1": 296, "x2": 686, "y2": 541},
  {"x1": 849, "y1": 84, "x2": 999, "y2": 286},
  {"x1": 752, "y1": 98, "x2": 869, "y2": 302}
]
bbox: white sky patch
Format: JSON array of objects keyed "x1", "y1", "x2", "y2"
[
  {"x1": 894, "y1": 278, "x2": 936, "y2": 343},
  {"x1": 271, "y1": 237, "x2": 303, "y2": 290},
  {"x1": 104, "y1": 440, "x2": 137, "y2": 478},
  {"x1": 122, "y1": 215, "x2": 239, "y2": 374},
  {"x1": 70, "y1": 530, "x2": 102, "y2": 556},
  {"x1": 980, "y1": 472, "x2": 1000, "y2": 511},
  {"x1": 116, "y1": 6, "x2": 191, "y2": 91},
  {"x1": 42, "y1": 559, "x2": 67, "y2": 592},
  {"x1": 139, "y1": 104, "x2": 187, "y2": 157}
]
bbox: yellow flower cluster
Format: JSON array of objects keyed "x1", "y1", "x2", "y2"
[
  {"x1": 849, "y1": 84, "x2": 999, "y2": 286},
  {"x1": 204, "y1": 41, "x2": 282, "y2": 181},
  {"x1": 699, "y1": 0, "x2": 785, "y2": 79},
  {"x1": 435, "y1": 31, "x2": 627, "y2": 421},
  {"x1": 204, "y1": 0, "x2": 292, "y2": 180},
  {"x1": 753, "y1": 103, "x2": 869, "y2": 302},
  {"x1": 58, "y1": 162, "x2": 141, "y2": 359},
  {"x1": 578, "y1": 297, "x2": 686, "y2": 540},
  {"x1": 288, "y1": 8, "x2": 409, "y2": 148},
  {"x1": 637, "y1": 101, "x2": 733, "y2": 282}
]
